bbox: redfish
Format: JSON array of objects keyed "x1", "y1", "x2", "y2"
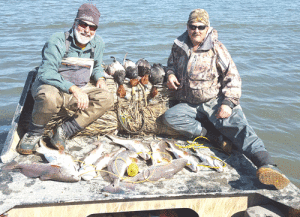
[
  {"x1": 125, "y1": 158, "x2": 187, "y2": 183},
  {"x1": 103, "y1": 150, "x2": 138, "y2": 193},
  {"x1": 36, "y1": 140, "x2": 79, "y2": 171},
  {"x1": 2, "y1": 161, "x2": 80, "y2": 182},
  {"x1": 94, "y1": 148, "x2": 126, "y2": 171}
]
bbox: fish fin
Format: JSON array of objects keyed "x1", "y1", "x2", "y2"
[
  {"x1": 39, "y1": 174, "x2": 53, "y2": 181},
  {"x1": 163, "y1": 173, "x2": 175, "y2": 179},
  {"x1": 50, "y1": 165, "x2": 61, "y2": 168},
  {"x1": 120, "y1": 182, "x2": 136, "y2": 191},
  {"x1": 105, "y1": 134, "x2": 115, "y2": 142},
  {"x1": 183, "y1": 150, "x2": 189, "y2": 156},
  {"x1": 131, "y1": 158, "x2": 138, "y2": 163},
  {"x1": 103, "y1": 184, "x2": 125, "y2": 194},
  {"x1": 165, "y1": 147, "x2": 171, "y2": 152},
  {"x1": 138, "y1": 153, "x2": 150, "y2": 160},
  {"x1": 162, "y1": 158, "x2": 171, "y2": 163}
]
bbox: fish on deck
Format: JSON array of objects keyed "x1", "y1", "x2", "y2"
[
  {"x1": 150, "y1": 140, "x2": 172, "y2": 165},
  {"x1": 36, "y1": 140, "x2": 79, "y2": 171},
  {"x1": 125, "y1": 158, "x2": 188, "y2": 183},
  {"x1": 104, "y1": 150, "x2": 138, "y2": 193},
  {"x1": 165, "y1": 140, "x2": 200, "y2": 172},
  {"x1": 78, "y1": 141, "x2": 105, "y2": 181},
  {"x1": 105, "y1": 135, "x2": 151, "y2": 160},
  {"x1": 194, "y1": 149, "x2": 224, "y2": 173},
  {"x1": 2, "y1": 161, "x2": 80, "y2": 182},
  {"x1": 94, "y1": 148, "x2": 126, "y2": 172}
]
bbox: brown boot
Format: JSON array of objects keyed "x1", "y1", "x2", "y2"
[
  {"x1": 256, "y1": 165, "x2": 290, "y2": 190},
  {"x1": 205, "y1": 131, "x2": 233, "y2": 154},
  {"x1": 155, "y1": 116, "x2": 179, "y2": 137},
  {"x1": 50, "y1": 126, "x2": 67, "y2": 151}
]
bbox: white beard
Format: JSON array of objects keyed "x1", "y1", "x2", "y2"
[{"x1": 74, "y1": 27, "x2": 95, "y2": 45}]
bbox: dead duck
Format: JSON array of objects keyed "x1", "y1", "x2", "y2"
[
  {"x1": 123, "y1": 53, "x2": 138, "y2": 84},
  {"x1": 149, "y1": 63, "x2": 166, "y2": 98},
  {"x1": 106, "y1": 56, "x2": 124, "y2": 77},
  {"x1": 136, "y1": 58, "x2": 151, "y2": 87},
  {"x1": 108, "y1": 56, "x2": 126, "y2": 98}
]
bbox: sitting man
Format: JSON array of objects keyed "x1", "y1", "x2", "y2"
[
  {"x1": 18, "y1": 3, "x2": 114, "y2": 154},
  {"x1": 163, "y1": 9, "x2": 290, "y2": 190}
]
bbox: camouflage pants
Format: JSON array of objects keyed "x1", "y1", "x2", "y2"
[
  {"x1": 162, "y1": 96, "x2": 269, "y2": 165},
  {"x1": 31, "y1": 80, "x2": 114, "y2": 128}
]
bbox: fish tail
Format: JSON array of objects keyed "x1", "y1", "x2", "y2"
[{"x1": 2, "y1": 161, "x2": 18, "y2": 170}]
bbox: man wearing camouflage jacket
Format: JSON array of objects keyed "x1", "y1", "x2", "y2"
[{"x1": 163, "y1": 9, "x2": 290, "y2": 190}]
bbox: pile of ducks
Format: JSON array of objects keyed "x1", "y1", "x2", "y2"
[{"x1": 105, "y1": 53, "x2": 166, "y2": 99}]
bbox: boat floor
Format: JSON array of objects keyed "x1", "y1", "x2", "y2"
[{"x1": 1, "y1": 134, "x2": 300, "y2": 216}]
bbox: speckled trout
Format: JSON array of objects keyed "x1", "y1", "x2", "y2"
[
  {"x1": 105, "y1": 135, "x2": 151, "y2": 160},
  {"x1": 78, "y1": 141, "x2": 105, "y2": 181},
  {"x1": 194, "y1": 149, "x2": 224, "y2": 173},
  {"x1": 150, "y1": 140, "x2": 172, "y2": 165},
  {"x1": 165, "y1": 140, "x2": 199, "y2": 172}
]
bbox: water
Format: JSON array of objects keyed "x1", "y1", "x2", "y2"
[{"x1": 0, "y1": 0, "x2": 299, "y2": 187}]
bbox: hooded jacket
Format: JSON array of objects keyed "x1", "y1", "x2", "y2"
[
  {"x1": 166, "y1": 28, "x2": 241, "y2": 106},
  {"x1": 36, "y1": 28, "x2": 105, "y2": 93}
]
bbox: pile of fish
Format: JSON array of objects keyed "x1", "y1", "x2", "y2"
[
  {"x1": 105, "y1": 53, "x2": 166, "y2": 99},
  {"x1": 2, "y1": 135, "x2": 224, "y2": 194}
]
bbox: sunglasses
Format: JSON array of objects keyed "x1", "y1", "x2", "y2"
[
  {"x1": 189, "y1": 25, "x2": 207, "y2": 31},
  {"x1": 78, "y1": 20, "x2": 97, "y2": 31}
]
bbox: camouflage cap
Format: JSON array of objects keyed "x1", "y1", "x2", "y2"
[
  {"x1": 187, "y1": 9, "x2": 210, "y2": 26},
  {"x1": 75, "y1": 3, "x2": 101, "y2": 26}
]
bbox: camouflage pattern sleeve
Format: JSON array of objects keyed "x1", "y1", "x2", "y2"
[
  {"x1": 166, "y1": 43, "x2": 177, "y2": 78},
  {"x1": 215, "y1": 41, "x2": 242, "y2": 106}
]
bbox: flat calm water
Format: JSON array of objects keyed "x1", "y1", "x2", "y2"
[{"x1": 0, "y1": 0, "x2": 299, "y2": 188}]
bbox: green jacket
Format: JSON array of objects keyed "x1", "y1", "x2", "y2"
[{"x1": 36, "y1": 28, "x2": 105, "y2": 93}]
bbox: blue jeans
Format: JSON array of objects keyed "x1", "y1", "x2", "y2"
[{"x1": 163, "y1": 97, "x2": 271, "y2": 166}]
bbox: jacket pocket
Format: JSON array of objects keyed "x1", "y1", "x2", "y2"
[{"x1": 186, "y1": 79, "x2": 219, "y2": 104}]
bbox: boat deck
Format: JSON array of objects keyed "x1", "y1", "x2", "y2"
[{"x1": 1, "y1": 135, "x2": 300, "y2": 217}]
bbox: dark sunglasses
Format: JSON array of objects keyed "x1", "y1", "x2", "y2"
[
  {"x1": 189, "y1": 24, "x2": 207, "y2": 31},
  {"x1": 78, "y1": 20, "x2": 97, "y2": 31}
]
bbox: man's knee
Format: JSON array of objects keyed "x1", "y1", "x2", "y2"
[
  {"x1": 92, "y1": 90, "x2": 114, "y2": 111},
  {"x1": 33, "y1": 85, "x2": 62, "y2": 113}
]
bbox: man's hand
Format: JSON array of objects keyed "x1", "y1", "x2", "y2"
[
  {"x1": 216, "y1": 105, "x2": 232, "y2": 119},
  {"x1": 167, "y1": 74, "x2": 180, "y2": 90},
  {"x1": 69, "y1": 85, "x2": 89, "y2": 110},
  {"x1": 96, "y1": 78, "x2": 108, "y2": 90}
]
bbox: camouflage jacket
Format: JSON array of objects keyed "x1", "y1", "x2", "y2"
[{"x1": 166, "y1": 28, "x2": 241, "y2": 106}]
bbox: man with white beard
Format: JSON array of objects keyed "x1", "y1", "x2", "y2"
[{"x1": 18, "y1": 3, "x2": 114, "y2": 154}]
